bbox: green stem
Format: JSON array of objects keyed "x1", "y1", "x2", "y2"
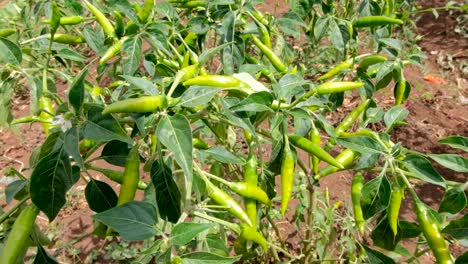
[
  {"x1": 0, "y1": 196, "x2": 30, "y2": 224},
  {"x1": 193, "y1": 211, "x2": 240, "y2": 234},
  {"x1": 266, "y1": 210, "x2": 285, "y2": 247},
  {"x1": 267, "y1": 242, "x2": 300, "y2": 260}
]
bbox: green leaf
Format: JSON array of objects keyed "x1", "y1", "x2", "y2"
[
  {"x1": 203, "y1": 146, "x2": 244, "y2": 164},
  {"x1": 85, "y1": 179, "x2": 118, "y2": 213},
  {"x1": 363, "y1": 245, "x2": 396, "y2": 264},
  {"x1": 57, "y1": 48, "x2": 87, "y2": 62},
  {"x1": 34, "y1": 245, "x2": 59, "y2": 264},
  {"x1": 439, "y1": 187, "x2": 467, "y2": 214},
  {"x1": 361, "y1": 175, "x2": 391, "y2": 219},
  {"x1": 276, "y1": 74, "x2": 308, "y2": 103},
  {"x1": 93, "y1": 201, "x2": 159, "y2": 241},
  {"x1": 371, "y1": 217, "x2": 401, "y2": 251},
  {"x1": 428, "y1": 154, "x2": 468, "y2": 173},
  {"x1": 403, "y1": 155, "x2": 447, "y2": 188},
  {"x1": 198, "y1": 42, "x2": 233, "y2": 66},
  {"x1": 101, "y1": 140, "x2": 131, "y2": 167},
  {"x1": 277, "y1": 12, "x2": 306, "y2": 38},
  {"x1": 30, "y1": 149, "x2": 73, "y2": 221},
  {"x1": 177, "y1": 86, "x2": 220, "y2": 108},
  {"x1": 122, "y1": 37, "x2": 142, "y2": 75},
  {"x1": 398, "y1": 221, "x2": 421, "y2": 239},
  {"x1": 151, "y1": 160, "x2": 181, "y2": 223},
  {"x1": 68, "y1": 67, "x2": 88, "y2": 113},
  {"x1": 156, "y1": 114, "x2": 193, "y2": 201},
  {"x1": 181, "y1": 252, "x2": 240, "y2": 264},
  {"x1": 229, "y1": 91, "x2": 274, "y2": 112},
  {"x1": 442, "y1": 214, "x2": 467, "y2": 240},
  {"x1": 378, "y1": 38, "x2": 403, "y2": 51},
  {"x1": 82, "y1": 26, "x2": 106, "y2": 55},
  {"x1": 63, "y1": 127, "x2": 83, "y2": 168},
  {"x1": 171, "y1": 223, "x2": 215, "y2": 246},
  {"x1": 375, "y1": 61, "x2": 394, "y2": 89},
  {"x1": 329, "y1": 19, "x2": 347, "y2": 57},
  {"x1": 439, "y1": 136, "x2": 468, "y2": 152},
  {"x1": 455, "y1": 251, "x2": 468, "y2": 264},
  {"x1": 0, "y1": 37, "x2": 22, "y2": 65},
  {"x1": 221, "y1": 98, "x2": 256, "y2": 136},
  {"x1": 121, "y1": 75, "x2": 158, "y2": 95},
  {"x1": 336, "y1": 136, "x2": 385, "y2": 154},
  {"x1": 314, "y1": 16, "x2": 330, "y2": 42},
  {"x1": 384, "y1": 106, "x2": 409, "y2": 132},
  {"x1": 5, "y1": 180, "x2": 28, "y2": 204},
  {"x1": 206, "y1": 234, "x2": 229, "y2": 256},
  {"x1": 82, "y1": 104, "x2": 131, "y2": 144}
]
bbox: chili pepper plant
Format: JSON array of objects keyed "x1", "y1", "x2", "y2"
[{"x1": 0, "y1": 0, "x2": 466, "y2": 263}]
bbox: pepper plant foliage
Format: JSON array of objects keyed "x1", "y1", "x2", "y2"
[{"x1": 0, "y1": 0, "x2": 467, "y2": 263}]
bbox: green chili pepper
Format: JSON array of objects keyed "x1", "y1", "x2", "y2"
[
  {"x1": 240, "y1": 223, "x2": 268, "y2": 251},
  {"x1": 102, "y1": 95, "x2": 167, "y2": 115},
  {"x1": 243, "y1": 155, "x2": 258, "y2": 227},
  {"x1": 137, "y1": 0, "x2": 154, "y2": 23},
  {"x1": 384, "y1": 0, "x2": 395, "y2": 17},
  {"x1": 351, "y1": 173, "x2": 365, "y2": 234},
  {"x1": 394, "y1": 76, "x2": 408, "y2": 106},
  {"x1": 83, "y1": 0, "x2": 116, "y2": 38},
  {"x1": 411, "y1": 195, "x2": 454, "y2": 264},
  {"x1": 358, "y1": 55, "x2": 387, "y2": 72},
  {"x1": 177, "y1": 32, "x2": 198, "y2": 54},
  {"x1": 210, "y1": 178, "x2": 270, "y2": 207},
  {"x1": 180, "y1": 0, "x2": 206, "y2": 8},
  {"x1": 255, "y1": 21, "x2": 271, "y2": 48},
  {"x1": 354, "y1": 16, "x2": 403, "y2": 28},
  {"x1": 50, "y1": 2, "x2": 61, "y2": 35},
  {"x1": 314, "y1": 149, "x2": 356, "y2": 180},
  {"x1": 47, "y1": 33, "x2": 86, "y2": 44},
  {"x1": 86, "y1": 164, "x2": 148, "y2": 190},
  {"x1": 0, "y1": 204, "x2": 39, "y2": 264},
  {"x1": 192, "y1": 138, "x2": 210, "y2": 150},
  {"x1": 0, "y1": 29, "x2": 16, "y2": 37},
  {"x1": 309, "y1": 124, "x2": 321, "y2": 175},
  {"x1": 99, "y1": 38, "x2": 124, "y2": 65},
  {"x1": 251, "y1": 35, "x2": 287, "y2": 73},
  {"x1": 315, "y1": 81, "x2": 364, "y2": 95},
  {"x1": 42, "y1": 16, "x2": 84, "y2": 25},
  {"x1": 38, "y1": 96, "x2": 54, "y2": 136},
  {"x1": 205, "y1": 180, "x2": 253, "y2": 227},
  {"x1": 117, "y1": 145, "x2": 140, "y2": 205},
  {"x1": 280, "y1": 137, "x2": 295, "y2": 215},
  {"x1": 388, "y1": 185, "x2": 403, "y2": 236},
  {"x1": 335, "y1": 99, "x2": 371, "y2": 136},
  {"x1": 289, "y1": 135, "x2": 344, "y2": 169},
  {"x1": 249, "y1": 10, "x2": 269, "y2": 26},
  {"x1": 317, "y1": 59, "x2": 353, "y2": 81},
  {"x1": 11, "y1": 116, "x2": 50, "y2": 125},
  {"x1": 244, "y1": 55, "x2": 274, "y2": 81},
  {"x1": 303, "y1": 82, "x2": 364, "y2": 99},
  {"x1": 183, "y1": 75, "x2": 247, "y2": 88}
]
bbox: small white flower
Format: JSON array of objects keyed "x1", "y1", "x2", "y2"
[{"x1": 53, "y1": 114, "x2": 72, "y2": 132}]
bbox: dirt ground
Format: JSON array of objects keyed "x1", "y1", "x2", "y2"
[{"x1": 0, "y1": 0, "x2": 466, "y2": 263}]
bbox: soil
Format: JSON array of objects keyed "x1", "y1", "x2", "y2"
[{"x1": 0, "y1": 0, "x2": 467, "y2": 263}]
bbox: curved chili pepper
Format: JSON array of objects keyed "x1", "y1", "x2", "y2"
[
  {"x1": 351, "y1": 173, "x2": 365, "y2": 234},
  {"x1": 314, "y1": 149, "x2": 356, "y2": 180},
  {"x1": 102, "y1": 95, "x2": 167, "y2": 115}
]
